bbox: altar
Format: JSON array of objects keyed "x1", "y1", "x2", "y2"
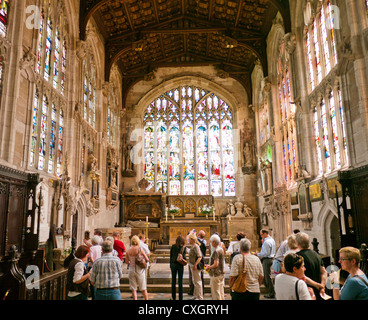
[{"x1": 160, "y1": 219, "x2": 220, "y2": 245}]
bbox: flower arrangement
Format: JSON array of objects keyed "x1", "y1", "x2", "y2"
[
  {"x1": 168, "y1": 205, "x2": 180, "y2": 214},
  {"x1": 199, "y1": 204, "x2": 213, "y2": 215}
]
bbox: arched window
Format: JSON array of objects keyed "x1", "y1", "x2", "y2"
[
  {"x1": 277, "y1": 39, "x2": 298, "y2": 187},
  {"x1": 304, "y1": 0, "x2": 338, "y2": 93},
  {"x1": 143, "y1": 86, "x2": 235, "y2": 197},
  {"x1": 82, "y1": 56, "x2": 96, "y2": 128},
  {"x1": 36, "y1": 6, "x2": 67, "y2": 94},
  {"x1": 30, "y1": 3, "x2": 67, "y2": 176}
]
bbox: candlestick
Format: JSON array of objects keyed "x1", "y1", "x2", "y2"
[{"x1": 213, "y1": 208, "x2": 215, "y2": 221}]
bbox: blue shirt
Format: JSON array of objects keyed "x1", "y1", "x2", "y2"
[
  {"x1": 340, "y1": 274, "x2": 368, "y2": 300},
  {"x1": 257, "y1": 236, "x2": 276, "y2": 259}
]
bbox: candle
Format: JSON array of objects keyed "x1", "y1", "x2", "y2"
[{"x1": 146, "y1": 216, "x2": 148, "y2": 222}]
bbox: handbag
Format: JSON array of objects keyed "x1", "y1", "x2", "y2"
[
  {"x1": 177, "y1": 246, "x2": 187, "y2": 266},
  {"x1": 230, "y1": 255, "x2": 247, "y2": 293},
  {"x1": 135, "y1": 247, "x2": 147, "y2": 269}
]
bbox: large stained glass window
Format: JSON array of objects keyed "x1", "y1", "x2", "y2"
[
  {"x1": 36, "y1": 6, "x2": 67, "y2": 94},
  {"x1": 278, "y1": 40, "x2": 298, "y2": 186},
  {"x1": 30, "y1": 2, "x2": 67, "y2": 176},
  {"x1": 144, "y1": 86, "x2": 235, "y2": 197},
  {"x1": 305, "y1": 0, "x2": 338, "y2": 94},
  {"x1": 0, "y1": 0, "x2": 8, "y2": 37}
]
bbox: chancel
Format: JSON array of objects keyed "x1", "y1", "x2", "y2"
[{"x1": 1, "y1": 0, "x2": 368, "y2": 301}]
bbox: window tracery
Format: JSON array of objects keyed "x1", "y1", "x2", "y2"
[{"x1": 143, "y1": 86, "x2": 235, "y2": 197}]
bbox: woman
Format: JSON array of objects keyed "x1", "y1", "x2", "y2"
[
  {"x1": 170, "y1": 235, "x2": 187, "y2": 300},
  {"x1": 229, "y1": 238, "x2": 264, "y2": 300},
  {"x1": 332, "y1": 246, "x2": 368, "y2": 300},
  {"x1": 279, "y1": 234, "x2": 300, "y2": 273},
  {"x1": 66, "y1": 245, "x2": 91, "y2": 300},
  {"x1": 188, "y1": 233, "x2": 204, "y2": 300},
  {"x1": 275, "y1": 252, "x2": 316, "y2": 300},
  {"x1": 126, "y1": 235, "x2": 149, "y2": 300}
]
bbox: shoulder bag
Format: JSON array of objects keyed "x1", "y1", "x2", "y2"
[
  {"x1": 177, "y1": 246, "x2": 187, "y2": 266},
  {"x1": 135, "y1": 247, "x2": 147, "y2": 269},
  {"x1": 230, "y1": 255, "x2": 247, "y2": 293}
]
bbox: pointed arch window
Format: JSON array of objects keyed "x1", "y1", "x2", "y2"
[
  {"x1": 143, "y1": 86, "x2": 235, "y2": 197},
  {"x1": 277, "y1": 41, "x2": 298, "y2": 187},
  {"x1": 36, "y1": 6, "x2": 67, "y2": 94},
  {"x1": 31, "y1": 2, "x2": 68, "y2": 176},
  {"x1": 304, "y1": 0, "x2": 338, "y2": 93}
]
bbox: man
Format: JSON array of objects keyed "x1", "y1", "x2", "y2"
[
  {"x1": 257, "y1": 229, "x2": 276, "y2": 298},
  {"x1": 112, "y1": 231, "x2": 126, "y2": 261},
  {"x1": 90, "y1": 240, "x2": 123, "y2": 300},
  {"x1": 295, "y1": 232, "x2": 327, "y2": 300},
  {"x1": 205, "y1": 234, "x2": 225, "y2": 300}
]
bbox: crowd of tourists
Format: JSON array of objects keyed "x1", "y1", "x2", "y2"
[{"x1": 65, "y1": 228, "x2": 368, "y2": 301}]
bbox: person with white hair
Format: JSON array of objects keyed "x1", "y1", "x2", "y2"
[
  {"x1": 230, "y1": 238, "x2": 264, "y2": 300},
  {"x1": 89, "y1": 235, "x2": 102, "y2": 263},
  {"x1": 205, "y1": 234, "x2": 225, "y2": 300}
]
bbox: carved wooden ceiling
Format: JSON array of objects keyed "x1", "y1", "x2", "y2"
[{"x1": 80, "y1": 0, "x2": 291, "y2": 102}]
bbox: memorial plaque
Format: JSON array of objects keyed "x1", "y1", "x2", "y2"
[{"x1": 136, "y1": 203, "x2": 152, "y2": 216}]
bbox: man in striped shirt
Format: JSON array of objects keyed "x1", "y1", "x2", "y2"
[{"x1": 90, "y1": 240, "x2": 124, "y2": 300}]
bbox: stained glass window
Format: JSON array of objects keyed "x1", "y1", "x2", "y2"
[
  {"x1": 327, "y1": 0, "x2": 338, "y2": 66},
  {"x1": 30, "y1": 2, "x2": 66, "y2": 176},
  {"x1": 306, "y1": 30, "x2": 315, "y2": 91},
  {"x1": 0, "y1": 0, "x2": 8, "y2": 37},
  {"x1": 83, "y1": 58, "x2": 96, "y2": 128},
  {"x1": 39, "y1": 96, "x2": 48, "y2": 170},
  {"x1": 30, "y1": 91, "x2": 39, "y2": 167},
  {"x1": 37, "y1": 9, "x2": 44, "y2": 74},
  {"x1": 48, "y1": 104, "x2": 57, "y2": 173},
  {"x1": 57, "y1": 109, "x2": 63, "y2": 177},
  {"x1": 278, "y1": 42, "x2": 298, "y2": 185},
  {"x1": 61, "y1": 39, "x2": 66, "y2": 95},
  {"x1": 320, "y1": 6, "x2": 331, "y2": 74},
  {"x1": 36, "y1": 5, "x2": 67, "y2": 94},
  {"x1": 338, "y1": 89, "x2": 349, "y2": 164},
  {"x1": 314, "y1": 107, "x2": 323, "y2": 176},
  {"x1": 321, "y1": 99, "x2": 331, "y2": 172},
  {"x1": 329, "y1": 91, "x2": 341, "y2": 168},
  {"x1": 144, "y1": 87, "x2": 235, "y2": 197},
  {"x1": 44, "y1": 17, "x2": 52, "y2": 81},
  {"x1": 53, "y1": 28, "x2": 60, "y2": 89},
  {"x1": 313, "y1": 20, "x2": 322, "y2": 84}
]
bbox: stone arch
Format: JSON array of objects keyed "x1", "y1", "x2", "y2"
[{"x1": 317, "y1": 201, "x2": 340, "y2": 260}]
